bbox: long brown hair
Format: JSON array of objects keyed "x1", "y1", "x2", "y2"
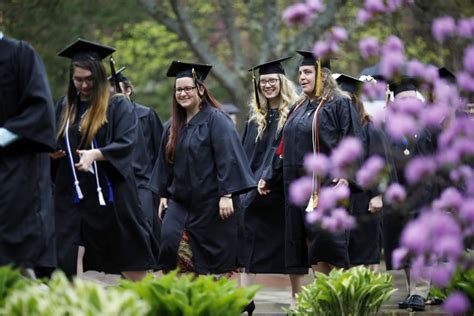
[
  {"x1": 351, "y1": 93, "x2": 371, "y2": 126},
  {"x1": 165, "y1": 80, "x2": 221, "y2": 163},
  {"x1": 57, "y1": 59, "x2": 110, "y2": 147}
]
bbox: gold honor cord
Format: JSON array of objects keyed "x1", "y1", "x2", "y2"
[
  {"x1": 385, "y1": 83, "x2": 390, "y2": 104},
  {"x1": 315, "y1": 59, "x2": 322, "y2": 97},
  {"x1": 192, "y1": 67, "x2": 197, "y2": 86},
  {"x1": 252, "y1": 69, "x2": 261, "y2": 112}
]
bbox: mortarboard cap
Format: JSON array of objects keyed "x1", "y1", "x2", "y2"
[
  {"x1": 296, "y1": 50, "x2": 331, "y2": 69},
  {"x1": 438, "y1": 67, "x2": 456, "y2": 83},
  {"x1": 166, "y1": 60, "x2": 212, "y2": 81},
  {"x1": 57, "y1": 38, "x2": 115, "y2": 61},
  {"x1": 248, "y1": 57, "x2": 292, "y2": 76},
  {"x1": 333, "y1": 73, "x2": 363, "y2": 95},
  {"x1": 107, "y1": 66, "x2": 127, "y2": 82},
  {"x1": 388, "y1": 76, "x2": 420, "y2": 96}
]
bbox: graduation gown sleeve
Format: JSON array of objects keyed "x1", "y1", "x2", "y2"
[
  {"x1": 98, "y1": 95, "x2": 137, "y2": 179},
  {"x1": 210, "y1": 111, "x2": 256, "y2": 196},
  {"x1": 1, "y1": 39, "x2": 56, "y2": 152}
]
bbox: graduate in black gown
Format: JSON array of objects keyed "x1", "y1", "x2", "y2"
[
  {"x1": 382, "y1": 77, "x2": 432, "y2": 311},
  {"x1": 259, "y1": 51, "x2": 364, "y2": 297},
  {"x1": 149, "y1": 61, "x2": 255, "y2": 275},
  {"x1": 0, "y1": 34, "x2": 57, "y2": 277},
  {"x1": 335, "y1": 73, "x2": 397, "y2": 266},
  {"x1": 240, "y1": 57, "x2": 306, "y2": 299},
  {"x1": 51, "y1": 39, "x2": 158, "y2": 280},
  {"x1": 109, "y1": 68, "x2": 164, "y2": 238}
]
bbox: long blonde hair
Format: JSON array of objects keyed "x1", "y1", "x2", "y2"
[
  {"x1": 248, "y1": 73, "x2": 298, "y2": 141},
  {"x1": 57, "y1": 60, "x2": 110, "y2": 147}
]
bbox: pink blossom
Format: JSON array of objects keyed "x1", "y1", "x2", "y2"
[
  {"x1": 333, "y1": 184, "x2": 351, "y2": 201},
  {"x1": 432, "y1": 16, "x2": 456, "y2": 42},
  {"x1": 437, "y1": 149, "x2": 460, "y2": 167},
  {"x1": 459, "y1": 199, "x2": 474, "y2": 222},
  {"x1": 362, "y1": 80, "x2": 387, "y2": 100},
  {"x1": 401, "y1": 221, "x2": 430, "y2": 253},
  {"x1": 407, "y1": 59, "x2": 426, "y2": 78},
  {"x1": 312, "y1": 41, "x2": 333, "y2": 58},
  {"x1": 422, "y1": 64, "x2": 440, "y2": 83},
  {"x1": 356, "y1": 155, "x2": 385, "y2": 188},
  {"x1": 392, "y1": 247, "x2": 408, "y2": 269},
  {"x1": 382, "y1": 35, "x2": 404, "y2": 54},
  {"x1": 393, "y1": 97, "x2": 424, "y2": 115},
  {"x1": 443, "y1": 292, "x2": 470, "y2": 315},
  {"x1": 306, "y1": 208, "x2": 323, "y2": 224},
  {"x1": 330, "y1": 137, "x2": 363, "y2": 177},
  {"x1": 436, "y1": 235, "x2": 463, "y2": 259},
  {"x1": 282, "y1": 3, "x2": 313, "y2": 27},
  {"x1": 331, "y1": 26, "x2": 348, "y2": 42},
  {"x1": 404, "y1": 156, "x2": 437, "y2": 184},
  {"x1": 304, "y1": 153, "x2": 330, "y2": 175},
  {"x1": 420, "y1": 104, "x2": 449, "y2": 128},
  {"x1": 463, "y1": 45, "x2": 474, "y2": 73},
  {"x1": 289, "y1": 176, "x2": 313, "y2": 205},
  {"x1": 385, "y1": 183, "x2": 406, "y2": 203},
  {"x1": 358, "y1": 37, "x2": 380, "y2": 59},
  {"x1": 380, "y1": 51, "x2": 405, "y2": 78},
  {"x1": 364, "y1": 0, "x2": 385, "y2": 13},
  {"x1": 449, "y1": 165, "x2": 473, "y2": 183},
  {"x1": 306, "y1": 0, "x2": 325, "y2": 13},
  {"x1": 385, "y1": 112, "x2": 418, "y2": 140},
  {"x1": 452, "y1": 138, "x2": 474, "y2": 158},
  {"x1": 457, "y1": 17, "x2": 474, "y2": 38},
  {"x1": 320, "y1": 208, "x2": 355, "y2": 232},
  {"x1": 356, "y1": 9, "x2": 372, "y2": 23},
  {"x1": 457, "y1": 71, "x2": 474, "y2": 92},
  {"x1": 430, "y1": 264, "x2": 455, "y2": 288},
  {"x1": 432, "y1": 187, "x2": 463, "y2": 212}
]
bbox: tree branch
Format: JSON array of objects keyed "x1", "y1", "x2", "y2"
[
  {"x1": 219, "y1": 0, "x2": 245, "y2": 71},
  {"x1": 137, "y1": 0, "x2": 183, "y2": 36},
  {"x1": 260, "y1": 0, "x2": 280, "y2": 63}
]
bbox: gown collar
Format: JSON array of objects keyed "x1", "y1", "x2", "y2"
[{"x1": 186, "y1": 102, "x2": 214, "y2": 126}]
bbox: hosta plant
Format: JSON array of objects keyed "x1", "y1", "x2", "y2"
[
  {"x1": 290, "y1": 266, "x2": 396, "y2": 316},
  {"x1": 120, "y1": 271, "x2": 259, "y2": 316}
]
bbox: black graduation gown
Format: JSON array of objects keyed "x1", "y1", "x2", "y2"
[
  {"x1": 240, "y1": 109, "x2": 291, "y2": 273},
  {"x1": 349, "y1": 122, "x2": 396, "y2": 265},
  {"x1": 271, "y1": 96, "x2": 364, "y2": 269},
  {"x1": 149, "y1": 104, "x2": 256, "y2": 274},
  {"x1": 0, "y1": 37, "x2": 57, "y2": 269},
  {"x1": 133, "y1": 103, "x2": 163, "y2": 239},
  {"x1": 54, "y1": 95, "x2": 158, "y2": 275}
]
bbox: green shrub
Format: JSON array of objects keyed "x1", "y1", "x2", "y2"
[
  {"x1": 431, "y1": 267, "x2": 474, "y2": 314},
  {"x1": 119, "y1": 271, "x2": 259, "y2": 316},
  {"x1": 0, "y1": 266, "x2": 35, "y2": 308},
  {"x1": 290, "y1": 266, "x2": 396, "y2": 316},
  {"x1": 1, "y1": 272, "x2": 149, "y2": 316}
]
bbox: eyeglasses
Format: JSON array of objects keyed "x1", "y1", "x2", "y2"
[
  {"x1": 175, "y1": 86, "x2": 197, "y2": 94},
  {"x1": 73, "y1": 77, "x2": 94, "y2": 85},
  {"x1": 259, "y1": 78, "x2": 279, "y2": 87}
]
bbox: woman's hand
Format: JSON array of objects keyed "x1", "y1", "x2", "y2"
[
  {"x1": 158, "y1": 198, "x2": 168, "y2": 221},
  {"x1": 49, "y1": 150, "x2": 66, "y2": 160},
  {"x1": 219, "y1": 195, "x2": 234, "y2": 220},
  {"x1": 257, "y1": 179, "x2": 270, "y2": 195},
  {"x1": 75, "y1": 149, "x2": 101, "y2": 172},
  {"x1": 368, "y1": 195, "x2": 383, "y2": 213}
]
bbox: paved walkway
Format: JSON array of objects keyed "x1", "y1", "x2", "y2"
[{"x1": 81, "y1": 269, "x2": 447, "y2": 315}]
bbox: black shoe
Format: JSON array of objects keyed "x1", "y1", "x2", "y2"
[
  {"x1": 408, "y1": 294, "x2": 425, "y2": 311},
  {"x1": 242, "y1": 300, "x2": 255, "y2": 316},
  {"x1": 398, "y1": 295, "x2": 411, "y2": 309}
]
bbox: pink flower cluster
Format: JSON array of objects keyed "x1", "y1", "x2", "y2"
[
  {"x1": 356, "y1": 0, "x2": 414, "y2": 24},
  {"x1": 312, "y1": 26, "x2": 349, "y2": 59},
  {"x1": 282, "y1": 0, "x2": 325, "y2": 27},
  {"x1": 380, "y1": 36, "x2": 405, "y2": 78},
  {"x1": 432, "y1": 16, "x2": 474, "y2": 42}
]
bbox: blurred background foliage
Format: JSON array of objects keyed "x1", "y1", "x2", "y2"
[{"x1": 1, "y1": 0, "x2": 473, "y2": 128}]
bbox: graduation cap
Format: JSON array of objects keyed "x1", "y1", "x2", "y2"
[
  {"x1": 438, "y1": 67, "x2": 456, "y2": 83},
  {"x1": 297, "y1": 50, "x2": 331, "y2": 97},
  {"x1": 334, "y1": 73, "x2": 363, "y2": 95},
  {"x1": 247, "y1": 57, "x2": 292, "y2": 111},
  {"x1": 388, "y1": 76, "x2": 420, "y2": 96},
  {"x1": 57, "y1": 38, "x2": 115, "y2": 61},
  {"x1": 358, "y1": 63, "x2": 384, "y2": 80},
  {"x1": 166, "y1": 60, "x2": 212, "y2": 81},
  {"x1": 107, "y1": 66, "x2": 127, "y2": 82}
]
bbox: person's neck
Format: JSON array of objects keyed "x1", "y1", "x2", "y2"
[
  {"x1": 185, "y1": 103, "x2": 201, "y2": 123},
  {"x1": 269, "y1": 97, "x2": 280, "y2": 109}
]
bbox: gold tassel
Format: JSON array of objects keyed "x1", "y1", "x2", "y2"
[
  {"x1": 385, "y1": 83, "x2": 390, "y2": 104},
  {"x1": 252, "y1": 69, "x2": 261, "y2": 112},
  {"x1": 315, "y1": 59, "x2": 322, "y2": 97}
]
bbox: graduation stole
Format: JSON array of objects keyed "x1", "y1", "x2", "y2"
[{"x1": 305, "y1": 98, "x2": 326, "y2": 212}]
